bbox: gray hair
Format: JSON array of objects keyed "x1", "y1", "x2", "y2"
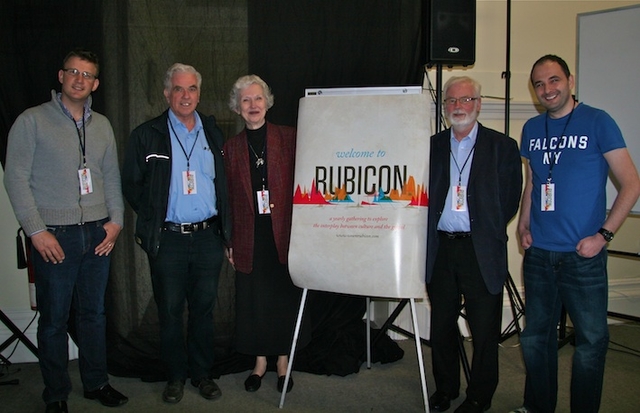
[
  {"x1": 228, "y1": 74, "x2": 274, "y2": 112},
  {"x1": 164, "y1": 63, "x2": 202, "y2": 91},
  {"x1": 443, "y1": 76, "x2": 481, "y2": 98}
]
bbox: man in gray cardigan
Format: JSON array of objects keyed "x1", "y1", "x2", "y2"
[{"x1": 3, "y1": 49, "x2": 128, "y2": 413}]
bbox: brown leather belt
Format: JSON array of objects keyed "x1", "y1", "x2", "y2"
[{"x1": 163, "y1": 216, "x2": 217, "y2": 234}]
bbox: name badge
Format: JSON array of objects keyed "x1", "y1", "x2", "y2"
[
  {"x1": 257, "y1": 189, "x2": 271, "y2": 214},
  {"x1": 541, "y1": 183, "x2": 555, "y2": 211},
  {"x1": 78, "y1": 168, "x2": 93, "y2": 195},
  {"x1": 451, "y1": 185, "x2": 467, "y2": 211},
  {"x1": 182, "y1": 170, "x2": 197, "y2": 195}
]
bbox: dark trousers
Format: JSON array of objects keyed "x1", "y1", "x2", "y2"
[
  {"x1": 148, "y1": 225, "x2": 224, "y2": 382},
  {"x1": 427, "y1": 234, "x2": 503, "y2": 405}
]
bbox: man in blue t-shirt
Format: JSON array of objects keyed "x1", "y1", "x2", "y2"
[{"x1": 512, "y1": 55, "x2": 640, "y2": 413}]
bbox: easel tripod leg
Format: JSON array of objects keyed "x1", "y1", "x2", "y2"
[
  {"x1": 279, "y1": 288, "x2": 308, "y2": 408},
  {"x1": 410, "y1": 298, "x2": 430, "y2": 413}
]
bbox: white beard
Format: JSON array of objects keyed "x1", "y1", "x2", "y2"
[{"x1": 447, "y1": 110, "x2": 478, "y2": 128}]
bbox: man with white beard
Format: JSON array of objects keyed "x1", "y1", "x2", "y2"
[{"x1": 425, "y1": 76, "x2": 522, "y2": 413}]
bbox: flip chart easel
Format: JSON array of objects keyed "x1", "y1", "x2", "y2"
[{"x1": 283, "y1": 87, "x2": 432, "y2": 412}]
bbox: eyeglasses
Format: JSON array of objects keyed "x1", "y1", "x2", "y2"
[
  {"x1": 444, "y1": 96, "x2": 478, "y2": 106},
  {"x1": 62, "y1": 68, "x2": 97, "y2": 80}
]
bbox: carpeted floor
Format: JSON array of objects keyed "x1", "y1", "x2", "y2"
[{"x1": 1, "y1": 323, "x2": 639, "y2": 413}]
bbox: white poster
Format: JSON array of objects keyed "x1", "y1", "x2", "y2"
[{"x1": 288, "y1": 88, "x2": 431, "y2": 299}]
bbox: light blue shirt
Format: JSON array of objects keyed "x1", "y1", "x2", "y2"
[
  {"x1": 165, "y1": 110, "x2": 217, "y2": 223},
  {"x1": 437, "y1": 122, "x2": 478, "y2": 233}
]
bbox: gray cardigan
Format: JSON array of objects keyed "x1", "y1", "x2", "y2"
[{"x1": 3, "y1": 90, "x2": 124, "y2": 235}]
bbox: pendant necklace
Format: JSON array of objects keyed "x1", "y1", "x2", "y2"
[{"x1": 248, "y1": 142, "x2": 265, "y2": 169}]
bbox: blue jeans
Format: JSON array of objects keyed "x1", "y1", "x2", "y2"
[
  {"x1": 148, "y1": 225, "x2": 224, "y2": 382},
  {"x1": 521, "y1": 246, "x2": 609, "y2": 413},
  {"x1": 32, "y1": 219, "x2": 111, "y2": 404}
]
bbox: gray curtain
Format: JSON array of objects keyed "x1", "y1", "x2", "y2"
[{"x1": 102, "y1": 0, "x2": 249, "y2": 378}]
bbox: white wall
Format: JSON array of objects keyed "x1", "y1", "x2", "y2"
[{"x1": 0, "y1": 167, "x2": 30, "y2": 308}]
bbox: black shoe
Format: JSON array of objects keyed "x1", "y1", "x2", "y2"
[
  {"x1": 429, "y1": 391, "x2": 459, "y2": 412},
  {"x1": 192, "y1": 378, "x2": 222, "y2": 400},
  {"x1": 84, "y1": 384, "x2": 128, "y2": 407},
  {"x1": 244, "y1": 374, "x2": 263, "y2": 392},
  {"x1": 277, "y1": 375, "x2": 293, "y2": 393},
  {"x1": 162, "y1": 380, "x2": 184, "y2": 403},
  {"x1": 454, "y1": 398, "x2": 491, "y2": 413},
  {"x1": 45, "y1": 401, "x2": 68, "y2": 413}
]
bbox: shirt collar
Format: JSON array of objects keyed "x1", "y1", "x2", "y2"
[
  {"x1": 449, "y1": 121, "x2": 479, "y2": 145},
  {"x1": 168, "y1": 109, "x2": 203, "y2": 135},
  {"x1": 56, "y1": 92, "x2": 92, "y2": 127}
]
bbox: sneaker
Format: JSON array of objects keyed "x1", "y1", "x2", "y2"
[{"x1": 509, "y1": 407, "x2": 531, "y2": 413}]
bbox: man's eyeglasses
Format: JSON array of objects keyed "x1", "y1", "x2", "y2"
[
  {"x1": 444, "y1": 96, "x2": 478, "y2": 106},
  {"x1": 62, "y1": 68, "x2": 97, "y2": 80}
]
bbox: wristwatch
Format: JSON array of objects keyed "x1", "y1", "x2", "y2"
[{"x1": 598, "y1": 227, "x2": 614, "y2": 242}]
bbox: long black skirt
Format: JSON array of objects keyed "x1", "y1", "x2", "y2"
[{"x1": 235, "y1": 215, "x2": 308, "y2": 356}]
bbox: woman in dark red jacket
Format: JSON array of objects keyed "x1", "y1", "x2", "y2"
[{"x1": 223, "y1": 75, "x2": 307, "y2": 394}]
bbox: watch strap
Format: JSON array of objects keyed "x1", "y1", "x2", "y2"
[{"x1": 598, "y1": 227, "x2": 614, "y2": 242}]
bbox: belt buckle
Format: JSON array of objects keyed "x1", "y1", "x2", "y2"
[{"x1": 180, "y1": 223, "x2": 195, "y2": 234}]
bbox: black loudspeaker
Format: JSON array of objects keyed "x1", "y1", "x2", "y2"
[{"x1": 427, "y1": 0, "x2": 476, "y2": 66}]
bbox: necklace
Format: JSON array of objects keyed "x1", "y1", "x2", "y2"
[{"x1": 248, "y1": 142, "x2": 265, "y2": 169}]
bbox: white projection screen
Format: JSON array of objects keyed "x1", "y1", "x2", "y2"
[
  {"x1": 288, "y1": 87, "x2": 431, "y2": 299},
  {"x1": 577, "y1": 4, "x2": 640, "y2": 213}
]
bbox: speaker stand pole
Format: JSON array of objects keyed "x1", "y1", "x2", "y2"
[
  {"x1": 500, "y1": 274, "x2": 525, "y2": 342},
  {"x1": 503, "y1": 0, "x2": 512, "y2": 136},
  {"x1": 435, "y1": 64, "x2": 443, "y2": 133}
]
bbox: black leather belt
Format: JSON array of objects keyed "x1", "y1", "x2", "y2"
[
  {"x1": 438, "y1": 231, "x2": 472, "y2": 240},
  {"x1": 164, "y1": 216, "x2": 217, "y2": 234}
]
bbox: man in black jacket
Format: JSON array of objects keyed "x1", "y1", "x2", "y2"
[
  {"x1": 121, "y1": 63, "x2": 230, "y2": 404},
  {"x1": 426, "y1": 76, "x2": 522, "y2": 413}
]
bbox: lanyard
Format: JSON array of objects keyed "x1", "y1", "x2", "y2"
[
  {"x1": 169, "y1": 118, "x2": 200, "y2": 172},
  {"x1": 450, "y1": 140, "x2": 477, "y2": 186},
  {"x1": 544, "y1": 102, "x2": 575, "y2": 183},
  {"x1": 76, "y1": 116, "x2": 87, "y2": 167}
]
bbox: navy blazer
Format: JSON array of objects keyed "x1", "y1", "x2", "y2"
[{"x1": 426, "y1": 123, "x2": 522, "y2": 294}]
